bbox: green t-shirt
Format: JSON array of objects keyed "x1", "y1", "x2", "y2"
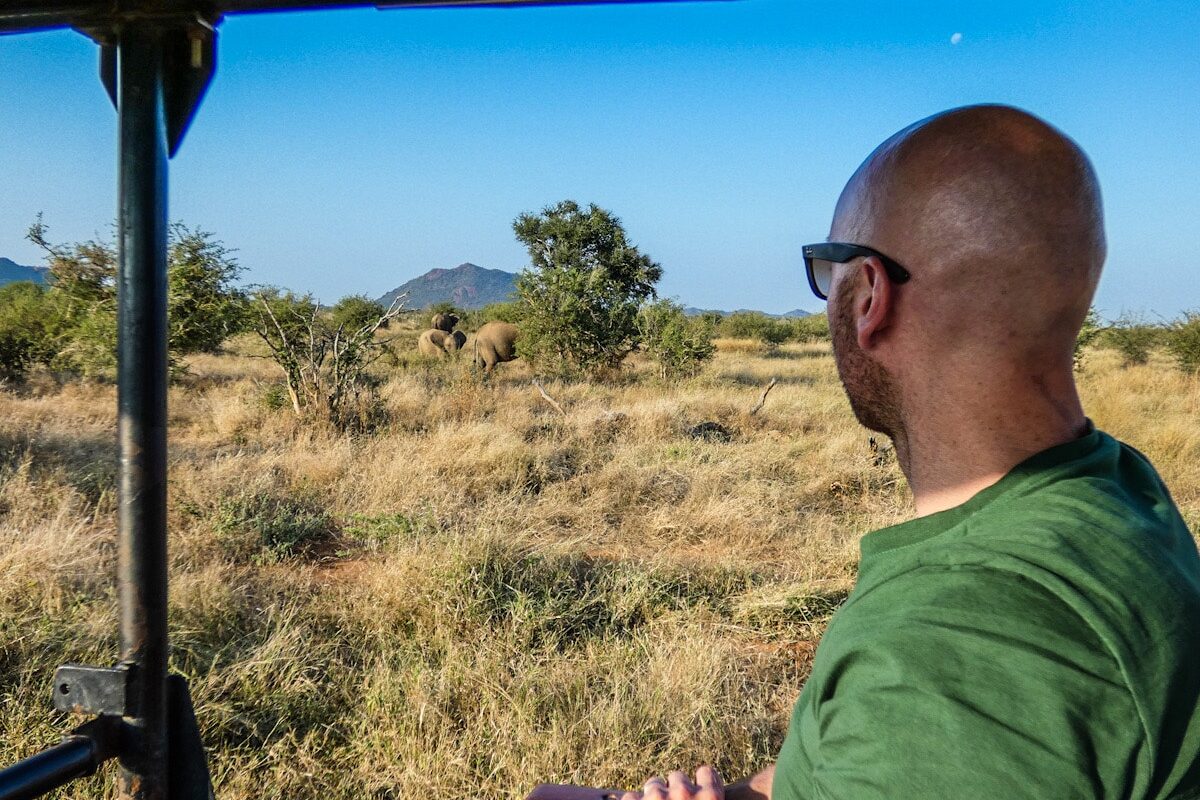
[{"x1": 773, "y1": 429, "x2": 1200, "y2": 800}]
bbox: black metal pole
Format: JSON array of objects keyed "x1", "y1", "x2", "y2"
[
  {"x1": 116, "y1": 21, "x2": 171, "y2": 800},
  {"x1": 0, "y1": 739, "x2": 100, "y2": 800}
]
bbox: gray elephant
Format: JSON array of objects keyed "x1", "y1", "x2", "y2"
[
  {"x1": 417, "y1": 328, "x2": 464, "y2": 358},
  {"x1": 431, "y1": 313, "x2": 459, "y2": 333},
  {"x1": 445, "y1": 330, "x2": 467, "y2": 353},
  {"x1": 471, "y1": 321, "x2": 519, "y2": 373}
]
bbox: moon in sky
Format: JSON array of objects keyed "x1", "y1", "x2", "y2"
[{"x1": 950, "y1": 32, "x2": 964, "y2": 45}]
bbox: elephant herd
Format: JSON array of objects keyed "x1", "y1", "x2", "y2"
[{"x1": 416, "y1": 313, "x2": 520, "y2": 374}]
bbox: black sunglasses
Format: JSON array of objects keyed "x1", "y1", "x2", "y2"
[{"x1": 802, "y1": 242, "x2": 912, "y2": 300}]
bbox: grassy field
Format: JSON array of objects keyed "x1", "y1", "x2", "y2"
[{"x1": 0, "y1": 331, "x2": 1197, "y2": 799}]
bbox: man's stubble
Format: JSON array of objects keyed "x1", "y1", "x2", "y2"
[{"x1": 830, "y1": 279, "x2": 906, "y2": 444}]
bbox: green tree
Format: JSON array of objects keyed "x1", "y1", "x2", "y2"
[
  {"x1": 1167, "y1": 311, "x2": 1200, "y2": 374},
  {"x1": 637, "y1": 299, "x2": 715, "y2": 380},
  {"x1": 330, "y1": 295, "x2": 388, "y2": 332},
  {"x1": 248, "y1": 288, "x2": 319, "y2": 412},
  {"x1": 513, "y1": 200, "x2": 662, "y2": 377},
  {"x1": 24, "y1": 219, "x2": 246, "y2": 379},
  {"x1": 427, "y1": 301, "x2": 461, "y2": 319},
  {"x1": 460, "y1": 301, "x2": 522, "y2": 331},
  {"x1": 0, "y1": 282, "x2": 61, "y2": 380},
  {"x1": 27, "y1": 216, "x2": 115, "y2": 313},
  {"x1": 27, "y1": 218, "x2": 119, "y2": 377},
  {"x1": 166, "y1": 224, "x2": 246, "y2": 354}
]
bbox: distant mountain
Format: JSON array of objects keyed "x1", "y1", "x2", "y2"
[
  {"x1": 378, "y1": 263, "x2": 517, "y2": 310},
  {"x1": 0, "y1": 257, "x2": 49, "y2": 287},
  {"x1": 374, "y1": 263, "x2": 814, "y2": 317},
  {"x1": 684, "y1": 306, "x2": 813, "y2": 319}
]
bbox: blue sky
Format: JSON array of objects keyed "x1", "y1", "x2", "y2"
[{"x1": 1, "y1": 0, "x2": 1197, "y2": 316}]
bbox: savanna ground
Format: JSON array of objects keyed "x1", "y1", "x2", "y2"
[{"x1": 1, "y1": 325, "x2": 1197, "y2": 799}]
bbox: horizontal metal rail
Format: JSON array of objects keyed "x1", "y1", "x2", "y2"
[
  {"x1": 0, "y1": 739, "x2": 98, "y2": 800},
  {"x1": 0, "y1": 719, "x2": 119, "y2": 800}
]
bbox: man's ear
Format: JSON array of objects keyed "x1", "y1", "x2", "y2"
[{"x1": 856, "y1": 256, "x2": 894, "y2": 351}]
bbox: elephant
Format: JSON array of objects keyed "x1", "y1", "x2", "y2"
[
  {"x1": 417, "y1": 328, "x2": 465, "y2": 358},
  {"x1": 431, "y1": 313, "x2": 459, "y2": 333},
  {"x1": 471, "y1": 321, "x2": 519, "y2": 373},
  {"x1": 445, "y1": 330, "x2": 467, "y2": 353}
]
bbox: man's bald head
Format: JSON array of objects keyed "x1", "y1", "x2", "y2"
[{"x1": 831, "y1": 104, "x2": 1105, "y2": 359}]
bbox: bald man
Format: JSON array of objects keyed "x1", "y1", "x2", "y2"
[{"x1": 624, "y1": 106, "x2": 1200, "y2": 799}]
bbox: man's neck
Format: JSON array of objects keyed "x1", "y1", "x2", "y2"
[{"x1": 892, "y1": 370, "x2": 1090, "y2": 518}]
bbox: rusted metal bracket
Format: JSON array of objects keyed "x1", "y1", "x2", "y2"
[{"x1": 52, "y1": 663, "x2": 139, "y2": 718}]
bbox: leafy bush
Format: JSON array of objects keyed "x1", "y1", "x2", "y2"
[
  {"x1": 249, "y1": 286, "x2": 402, "y2": 429},
  {"x1": 637, "y1": 299, "x2": 716, "y2": 380},
  {"x1": 22, "y1": 219, "x2": 245, "y2": 380},
  {"x1": 460, "y1": 302, "x2": 523, "y2": 331},
  {"x1": 342, "y1": 512, "x2": 434, "y2": 551},
  {"x1": 427, "y1": 301, "x2": 461, "y2": 319},
  {"x1": 56, "y1": 305, "x2": 119, "y2": 380},
  {"x1": 259, "y1": 382, "x2": 291, "y2": 411},
  {"x1": 514, "y1": 200, "x2": 661, "y2": 377},
  {"x1": 213, "y1": 489, "x2": 336, "y2": 564},
  {"x1": 1103, "y1": 314, "x2": 1164, "y2": 367},
  {"x1": 26, "y1": 219, "x2": 120, "y2": 378},
  {"x1": 1167, "y1": 312, "x2": 1200, "y2": 374},
  {"x1": 330, "y1": 295, "x2": 388, "y2": 332},
  {"x1": 787, "y1": 313, "x2": 830, "y2": 343},
  {"x1": 0, "y1": 282, "x2": 62, "y2": 380},
  {"x1": 719, "y1": 312, "x2": 789, "y2": 348},
  {"x1": 166, "y1": 225, "x2": 247, "y2": 354},
  {"x1": 1073, "y1": 307, "x2": 1103, "y2": 371}
]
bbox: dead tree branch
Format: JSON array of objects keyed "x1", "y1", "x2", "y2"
[
  {"x1": 533, "y1": 380, "x2": 567, "y2": 417},
  {"x1": 250, "y1": 288, "x2": 408, "y2": 429},
  {"x1": 749, "y1": 377, "x2": 778, "y2": 415}
]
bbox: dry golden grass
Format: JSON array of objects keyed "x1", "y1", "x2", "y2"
[{"x1": 0, "y1": 340, "x2": 1195, "y2": 799}]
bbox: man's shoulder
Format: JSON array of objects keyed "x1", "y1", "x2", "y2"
[
  {"x1": 847, "y1": 491, "x2": 1200, "y2": 671},
  {"x1": 887, "y1": 442, "x2": 1200, "y2": 626},
  {"x1": 980, "y1": 432, "x2": 1193, "y2": 557},
  {"x1": 829, "y1": 561, "x2": 1099, "y2": 651},
  {"x1": 800, "y1": 561, "x2": 1151, "y2": 800},
  {"x1": 957, "y1": 459, "x2": 1200, "y2": 639}
]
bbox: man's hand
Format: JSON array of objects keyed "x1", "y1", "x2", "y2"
[{"x1": 621, "y1": 767, "x2": 724, "y2": 800}]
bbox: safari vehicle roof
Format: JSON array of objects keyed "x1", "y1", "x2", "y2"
[{"x1": 0, "y1": 0, "x2": 722, "y2": 34}]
